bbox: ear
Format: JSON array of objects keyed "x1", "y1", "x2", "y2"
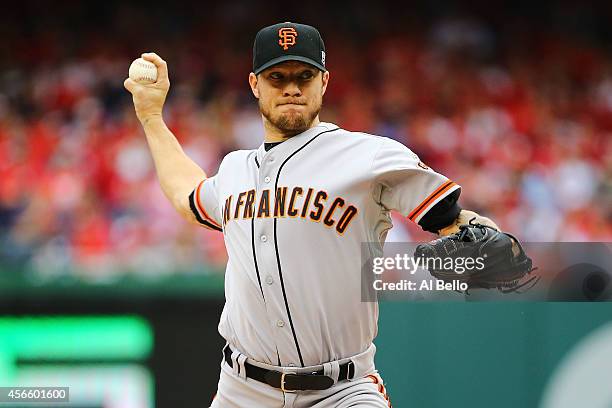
[
  {"x1": 248, "y1": 72, "x2": 260, "y2": 99},
  {"x1": 321, "y1": 71, "x2": 330, "y2": 96}
]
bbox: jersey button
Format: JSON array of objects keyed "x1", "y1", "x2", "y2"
[
  {"x1": 265, "y1": 275, "x2": 274, "y2": 285},
  {"x1": 264, "y1": 176, "x2": 271, "y2": 183},
  {"x1": 276, "y1": 320, "x2": 285, "y2": 328},
  {"x1": 260, "y1": 235, "x2": 267, "y2": 242},
  {"x1": 268, "y1": 157, "x2": 275, "y2": 163}
]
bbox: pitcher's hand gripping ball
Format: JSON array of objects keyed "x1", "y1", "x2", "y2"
[
  {"x1": 129, "y1": 58, "x2": 158, "y2": 84},
  {"x1": 415, "y1": 221, "x2": 538, "y2": 293}
]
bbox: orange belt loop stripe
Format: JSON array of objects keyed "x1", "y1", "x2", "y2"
[
  {"x1": 408, "y1": 180, "x2": 456, "y2": 222},
  {"x1": 195, "y1": 179, "x2": 222, "y2": 229}
]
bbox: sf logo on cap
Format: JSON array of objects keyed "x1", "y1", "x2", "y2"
[{"x1": 278, "y1": 27, "x2": 298, "y2": 50}]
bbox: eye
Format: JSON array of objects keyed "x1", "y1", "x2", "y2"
[
  {"x1": 269, "y1": 72, "x2": 283, "y2": 80},
  {"x1": 300, "y1": 71, "x2": 314, "y2": 80}
]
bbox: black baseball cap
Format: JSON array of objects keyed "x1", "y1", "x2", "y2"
[{"x1": 253, "y1": 22, "x2": 326, "y2": 75}]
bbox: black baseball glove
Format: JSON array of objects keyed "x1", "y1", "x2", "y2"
[{"x1": 414, "y1": 221, "x2": 538, "y2": 293}]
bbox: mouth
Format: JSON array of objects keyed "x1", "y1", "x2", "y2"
[{"x1": 278, "y1": 102, "x2": 307, "y2": 107}]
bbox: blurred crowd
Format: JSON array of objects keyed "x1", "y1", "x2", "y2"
[{"x1": 0, "y1": 3, "x2": 610, "y2": 279}]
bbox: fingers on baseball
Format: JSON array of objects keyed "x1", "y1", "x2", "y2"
[
  {"x1": 123, "y1": 79, "x2": 150, "y2": 100},
  {"x1": 141, "y1": 52, "x2": 169, "y2": 83},
  {"x1": 123, "y1": 78, "x2": 148, "y2": 95},
  {"x1": 124, "y1": 78, "x2": 136, "y2": 93}
]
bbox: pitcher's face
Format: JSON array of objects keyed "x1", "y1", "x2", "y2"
[{"x1": 249, "y1": 61, "x2": 329, "y2": 137}]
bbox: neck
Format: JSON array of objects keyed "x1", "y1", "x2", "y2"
[{"x1": 263, "y1": 116, "x2": 321, "y2": 143}]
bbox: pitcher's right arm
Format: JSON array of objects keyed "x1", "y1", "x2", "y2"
[{"x1": 124, "y1": 52, "x2": 205, "y2": 225}]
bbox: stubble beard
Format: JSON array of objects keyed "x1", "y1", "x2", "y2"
[{"x1": 260, "y1": 101, "x2": 321, "y2": 137}]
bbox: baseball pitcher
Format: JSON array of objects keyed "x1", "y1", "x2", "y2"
[{"x1": 124, "y1": 22, "x2": 532, "y2": 408}]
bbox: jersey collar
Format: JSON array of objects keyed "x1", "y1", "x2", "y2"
[{"x1": 255, "y1": 122, "x2": 339, "y2": 168}]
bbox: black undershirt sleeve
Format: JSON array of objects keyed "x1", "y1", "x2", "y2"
[{"x1": 417, "y1": 189, "x2": 461, "y2": 233}]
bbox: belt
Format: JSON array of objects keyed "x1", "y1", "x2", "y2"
[{"x1": 223, "y1": 345, "x2": 355, "y2": 392}]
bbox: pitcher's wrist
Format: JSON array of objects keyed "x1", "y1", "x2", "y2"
[{"x1": 140, "y1": 113, "x2": 163, "y2": 126}]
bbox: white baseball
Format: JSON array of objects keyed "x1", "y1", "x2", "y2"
[{"x1": 129, "y1": 58, "x2": 158, "y2": 84}]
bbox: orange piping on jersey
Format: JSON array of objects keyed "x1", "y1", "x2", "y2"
[
  {"x1": 195, "y1": 179, "x2": 222, "y2": 229},
  {"x1": 366, "y1": 374, "x2": 392, "y2": 407},
  {"x1": 407, "y1": 181, "x2": 456, "y2": 222}
]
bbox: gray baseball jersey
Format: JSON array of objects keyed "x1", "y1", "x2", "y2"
[{"x1": 190, "y1": 122, "x2": 459, "y2": 368}]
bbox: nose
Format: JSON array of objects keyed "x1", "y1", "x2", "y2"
[{"x1": 282, "y1": 81, "x2": 302, "y2": 97}]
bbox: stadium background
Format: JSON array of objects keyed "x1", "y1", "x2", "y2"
[{"x1": 1, "y1": 0, "x2": 611, "y2": 406}]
